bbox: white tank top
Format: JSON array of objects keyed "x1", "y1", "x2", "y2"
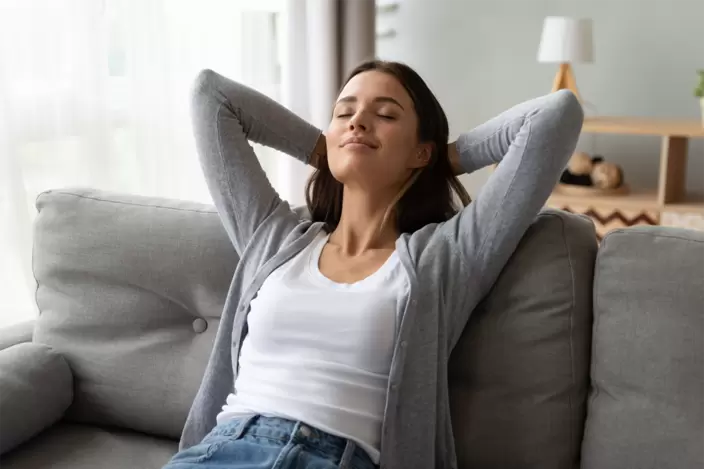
[{"x1": 216, "y1": 232, "x2": 409, "y2": 463}]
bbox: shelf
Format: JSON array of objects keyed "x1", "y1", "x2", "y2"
[
  {"x1": 548, "y1": 189, "x2": 660, "y2": 211},
  {"x1": 662, "y1": 194, "x2": 704, "y2": 214},
  {"x1": 547, "y1": 189, "x2": 704, "y2": 214},
  {"x1": 583, "y1": 117, "x2": 704, "y2": 138},
  {"x1": 550, "y1": 115, "x2": 704, "y2": 234}
]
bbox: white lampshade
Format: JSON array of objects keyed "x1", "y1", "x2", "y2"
[{"x1": 537, "y1": 17, "x2": 594, "y2": 64}]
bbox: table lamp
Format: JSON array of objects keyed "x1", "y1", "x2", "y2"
[{"x1": 537, "y1": 17, "x2": 594, "y2": 101}]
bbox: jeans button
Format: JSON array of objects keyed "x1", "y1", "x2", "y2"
[{"x1": 299, "y1": 424, "x2": 312, "y2": 437}]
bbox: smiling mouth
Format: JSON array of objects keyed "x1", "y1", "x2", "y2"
[
  {"x1": 341, "y1": 138, "x2": 378, "y2": 149},
  {"x1": 344, "y1": 142, "x2": 376, "y2": 149}
]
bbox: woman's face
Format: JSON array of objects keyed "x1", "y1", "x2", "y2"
[{"x1": 326, "y1": 70, "x2": 430, "y2": 192}]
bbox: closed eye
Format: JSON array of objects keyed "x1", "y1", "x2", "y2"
[{"x1": 335, "y1": 113, "x2": 396, "y2": 119}]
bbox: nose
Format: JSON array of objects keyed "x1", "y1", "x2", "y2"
[{"x1": 348, "y1": 111, "x2": 369, "y2": 132}]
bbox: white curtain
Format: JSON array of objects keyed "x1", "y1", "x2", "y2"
[
  {"x1": 0, "y1": 0, "x2": 284, "y2": 327},
  {"x1": 278, "y1": 0, "x2": 375, "y2": 206},
  {"x1": 0, "y1": 0, "x2": 374, "y2": 328}
]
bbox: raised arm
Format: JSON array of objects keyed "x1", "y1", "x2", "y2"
[
  {"x1": 440, "y1": 90, "x2": 584, "y2": 345},
  {"x1": 190, "y1": 69, "x2": 324, "y2": 254}
]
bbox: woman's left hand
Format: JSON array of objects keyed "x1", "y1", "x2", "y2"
[
  {"x1": 310, "y1": 134, "x2": 327, "y2": 168},
  {"x1": 448, "y1": 141, "x2": 463, "y2": 176}
]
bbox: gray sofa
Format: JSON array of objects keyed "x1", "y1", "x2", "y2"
[{"x1": 0, "y1": 188, "x2": 702, "y2": 469}]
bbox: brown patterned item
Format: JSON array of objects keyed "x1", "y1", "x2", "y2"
[{"x1": 549, "y1": 203, "x2": 659, "y2": 240}]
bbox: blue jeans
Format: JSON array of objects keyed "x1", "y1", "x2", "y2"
[{"x1": 163, "y1": 415, "x2": 377, "y2": 469}]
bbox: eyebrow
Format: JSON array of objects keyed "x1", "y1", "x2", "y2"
[{"x1": 335, "y1": 96, "x2": 405, "y2": 111}]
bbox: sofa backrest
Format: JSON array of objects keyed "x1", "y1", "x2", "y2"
[
  {"x1": 32, "y1": 188, "x2": 600, "y2": 464},
  {"x1": 449, "y1": 210, "x2": 597, "y2": 469},
  {"x1": 581, "y1": 227, "x2": 704, "y2": 469},
  {"x1": 33, "y1": 189, "x2": 236, "y2": 440}
]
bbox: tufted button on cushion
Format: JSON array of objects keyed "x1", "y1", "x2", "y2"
[
  {"x1": 192, "y1": 318, "x2": 208, "y2": 334},
  {"x1": 32, "y1": 188, "x2": 236, "y2": 440}
]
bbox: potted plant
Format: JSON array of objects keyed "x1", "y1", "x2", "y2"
[{"x1": 695, "y1": 70, "x2": 704, "y2": 127}]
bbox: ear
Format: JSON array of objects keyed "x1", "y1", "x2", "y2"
[{"x1": 409, "y1": 143, "x2": 433, "y2": 169}]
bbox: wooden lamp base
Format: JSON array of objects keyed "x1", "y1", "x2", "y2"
[{"x1": 552, "y1": 63, "x2": 582, "y2": 101}]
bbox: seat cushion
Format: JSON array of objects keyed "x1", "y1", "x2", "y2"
[
  {"x1": 1, "y1": 422, "x2": 177, "y2": 469},
  {"x1": 32, "y1": 189, "x2": 238, "y2": 440},
  {"x1": 449, "y1": 210, "x2": 597, "y2": 469},
  {"x1": 0, "y1": 320, "x2": 34, "y2": 351},
  {"x1": 0, "y1": 343, "x2": 72, "y2": 455},
  {"x1": 581, "y1": 227, "x2": 704, "y2": 469}
]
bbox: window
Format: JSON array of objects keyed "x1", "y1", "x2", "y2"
[{"x1": 0, "y1": 0, "x2": 287, "y2": 327}]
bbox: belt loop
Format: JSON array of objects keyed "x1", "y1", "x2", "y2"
[
  {"x1": 231, "y1": 414, "x2": 257, "y2": 440},
  {"x1": 287, "y1": 421, "x2": 303, "y2": 445},
  {"x1": 339, "y1": 439, "x2": 356, "y2": 468}
]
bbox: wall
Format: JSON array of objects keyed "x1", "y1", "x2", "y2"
[{"x1": 376, "y1": 0, "x2": 704, "y2": 197}]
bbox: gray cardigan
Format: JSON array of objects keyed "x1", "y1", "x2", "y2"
[{"x1": 180, "y1": 69, "x2": 584, "y2": 469}]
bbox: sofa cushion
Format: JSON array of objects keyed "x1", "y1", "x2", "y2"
[
  {"x1": 0, "y1": 320, "x2": 34, "y2": 351},
  {"x1": 1, "y1": 422, "x2": 177, "y2": 469},
  {"x1": 581, "y1": 227, "x2": 704, "y2": 469},
  {"x1": 449, "y1": 210, "x2": 597, "y2": 469},
  {"x1": 0, "y1": 342, "x2": 72, "y2": 454},
  {"x1": 32, "y1": 188, "x2": 238, "y2": 440}
]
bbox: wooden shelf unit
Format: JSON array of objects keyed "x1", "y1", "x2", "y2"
[
  {"x1": 547, "y1": 116, "x2": 704, "y2": 237},
  {"x1": 549, "y1": 189, "x2": 660, "y2": 211},
  {"x1": 581, "y1": 117, "x2": 704, "y2": 138}
]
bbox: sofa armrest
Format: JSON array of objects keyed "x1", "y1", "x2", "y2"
[
  {"x1": 0, "y1": 320, "x2": 35, "y2": 351},
  {"x1": 0, "y1": 342, "x2": 73, "y2": 455}
]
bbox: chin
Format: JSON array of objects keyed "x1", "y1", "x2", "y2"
[
  {"x1": 328, "y1": 149, "x2": 389, "y2": 186},
  {"x1": 329, "y1": 165, "x2": 362, "y2": 185},
  {"x1": 330, "y1": 163, "x2": 371, "y2": 186}
]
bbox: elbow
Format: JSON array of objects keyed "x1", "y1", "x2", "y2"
[
  {"x1": 190, "y1": 69, "x2": 217, "y2": 124},
  {"x1": 190, "y1": 69, "x2": 234, "y2": 120},
  {"x1": 191, "y1": 69, "x2": 217, "y2": 97},
  {"x1": 553, "y1": 89, "x2": 584, "y2": 138},
  {"x1": 555, "y1": 89, "x2": 584, "y2": 119}
]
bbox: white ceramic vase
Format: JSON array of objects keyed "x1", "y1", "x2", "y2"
[{"x1": 701, "y1": 98, "x2": 704, "y2": 127}]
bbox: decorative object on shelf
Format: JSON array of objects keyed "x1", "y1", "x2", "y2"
[
  {"x1": 567, "y1": 151, "x2": 593, "y2": 176},
  {"x1": 591, "y1": 161, "x2": 623, "y2": 189},
  {"x1": 558, "y1": 151, "x2": 628, "y2": 196},
  {"x1": 537, "y1": 16, "x2": 594, "y2": 102},
  {"x1": 695, "y1": 70, "x2": 704, "y2": 127},
  {"x1": 547, "y1": 116, "x2": 704, "y2": 237}
]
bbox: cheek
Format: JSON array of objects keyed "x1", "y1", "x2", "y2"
[
  {"x1": 383, "y1": 126, "x2": 410, "y2": 146},
  {"x1": 379, "y1": 127, "x2": 416, "y2": 165},
  {"x1": 326, "y1": 120, "x2": 345, "y2": 147}
]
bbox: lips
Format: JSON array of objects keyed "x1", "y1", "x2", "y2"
[{"x1": 341, "y1": 136, "x2": 378, "y2": 149}]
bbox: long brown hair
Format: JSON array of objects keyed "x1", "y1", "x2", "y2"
[{"x1": 305, "y1": 60, "x2": 471, "y2": 235}]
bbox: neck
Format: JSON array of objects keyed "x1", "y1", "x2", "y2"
[{"x1": 329, "y1": 186, "x2": 399, "y2": 255}]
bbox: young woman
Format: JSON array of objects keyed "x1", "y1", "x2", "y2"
[{"x1": 163, "y1": 60, "x2": 583, "y2": 469}]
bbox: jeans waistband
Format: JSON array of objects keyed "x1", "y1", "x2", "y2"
[{"x1": 210, "y1": 415, "x2": 377, "y2": 469}]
